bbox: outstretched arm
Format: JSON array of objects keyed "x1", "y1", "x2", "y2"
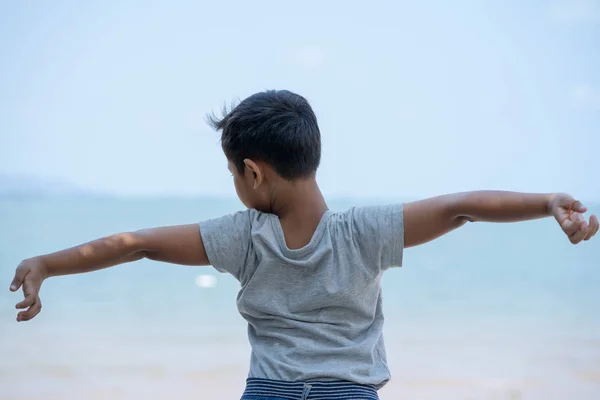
[
  {"x1": 9, "y1": 224, "x2": 209, "y2": 322},
  {"x1": 404, "y1": 191, "x2": 598, "y2": 248}
]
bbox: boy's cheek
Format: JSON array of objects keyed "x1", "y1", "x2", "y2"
[{"x1": 234, "y1": 180, "x2": 251, "y2": 207}]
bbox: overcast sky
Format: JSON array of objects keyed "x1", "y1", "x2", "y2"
[{"x1": 1, "y1": 0, "x2": 599, "y2": 200}]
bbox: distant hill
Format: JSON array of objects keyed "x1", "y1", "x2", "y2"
[{"x1": 0, "y1": 174, "x2": 89, "y2": 197}]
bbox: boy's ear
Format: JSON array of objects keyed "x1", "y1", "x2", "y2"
[{"x1": 243, "y1": 159, "x2": 263, "y2": 189}]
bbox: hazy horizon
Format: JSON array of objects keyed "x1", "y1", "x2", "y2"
[{"x1": 2, "y1": 173, "x2": 600, "y2": 204}]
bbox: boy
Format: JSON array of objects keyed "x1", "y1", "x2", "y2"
[{"x1": 9, "y1": 90, "x2": 598, "y2": 400}]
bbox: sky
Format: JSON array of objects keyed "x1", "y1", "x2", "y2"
[{"x1": 1, "y1": 0, "x2": 599, "y2": 200}]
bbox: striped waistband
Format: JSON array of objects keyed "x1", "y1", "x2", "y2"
[{"x1": 241, "y1": 378, "x2": 379, "y2": 400}]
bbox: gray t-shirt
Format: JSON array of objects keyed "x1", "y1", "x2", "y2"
[{"x1": 199, "y1": 204, "x2": 404, "y2": 389}]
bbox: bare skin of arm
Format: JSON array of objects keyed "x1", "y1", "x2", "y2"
[
  {"x1": 9, "y1": 224, "x2": 210, "y2": 322},
  {"x1": 403, "y1": 191, "x2": 598, "y2": 248}
]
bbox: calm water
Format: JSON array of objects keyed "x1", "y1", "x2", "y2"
[{"x1": 0, "y1": 197, "x2": 599, "y2": 399}]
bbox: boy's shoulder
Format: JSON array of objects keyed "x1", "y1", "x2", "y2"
[
  {"x1": 202, "y1": 203, "x2": 404, "y2": 238},
  {"x1": 200, "y1": 203, "x2": 405, "y2": 280},
  {"x1": 225, "y1": 203, "x2": 405, "y2": 225}
]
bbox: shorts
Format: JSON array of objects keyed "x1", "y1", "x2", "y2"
[{"x1": 240, "y1": 378, "x2": 380, "y2": 400}]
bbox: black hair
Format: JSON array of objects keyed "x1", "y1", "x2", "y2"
[{"x1": 206, "y1": 90, "x2": 321, "y2": 180}]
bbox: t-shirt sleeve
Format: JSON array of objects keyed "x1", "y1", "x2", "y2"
[
  {"x1": 199, "y1": 209, "x2": 255, "y2": 281},
  {"x1": 351, "y1": 203, "x2": 404, "y2": 272}
]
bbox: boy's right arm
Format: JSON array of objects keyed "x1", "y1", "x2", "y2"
[{"x1": 9, "y1": 224, "x2": 209, "y2": 322}]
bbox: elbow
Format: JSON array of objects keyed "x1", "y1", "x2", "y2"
[
  {"x1": 130, "y1": 229, "x2": 165, "y2": 261},
  {"x1": 117, "y1": 231, "x2": 143, "y2": 250},
  {"x1": 454, "y1": 215, "x2": 475, "y2": 224},
  {"x1": 447, "y1": 192, "x2": 479, "y2": 223},
  {"x1": 115, "y1": 231, "x2": 148, "y2": 261}
]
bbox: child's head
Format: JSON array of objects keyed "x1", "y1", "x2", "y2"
[{"x1": 208, "y1": 90, "x2": 321, "y2": 211}]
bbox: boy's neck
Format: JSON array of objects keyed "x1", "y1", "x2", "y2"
[
  {"x1": 270, "y1": 178, "x2": 328, "y2": 250},
  {"x1": 271, "y1": 178, "x2": 328, "y2": 221}
]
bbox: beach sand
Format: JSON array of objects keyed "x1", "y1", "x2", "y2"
[
  {"x1": 2, "y1": 326, "x2": 600, "y2": 400},
  {"x1": 2, "y1": 361, "x2": 600, "y2": 400}
]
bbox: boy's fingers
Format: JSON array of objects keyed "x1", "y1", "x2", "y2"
[
  {"x1": 571, "y1": 200, "x2": 587, "y2": 213},
  {"x1": 10, "y1": 267, "x2": 28, "y2": 292},
  {"x1": 17, "y1": 299, "x2": 41, "y2": 322},
  {"x1": 585, "y1": 215, "x2": 599, "y2": 240},
  {"x1": 562, "y1": 217, "x2": 583, "y2": 236},
  {"x1": 19, "y1": 307, "x2": 41, "y2": 322},
  {"x1": 569, "y1": 223, "x2": 588, "y2": 244},
  {"x1": 16, "y1": 294, "x2": 36, "y2": 309}
]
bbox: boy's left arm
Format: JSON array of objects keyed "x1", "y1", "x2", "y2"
[{"x1": 403, "y1": 191, "x2": 598, "y2": 248}]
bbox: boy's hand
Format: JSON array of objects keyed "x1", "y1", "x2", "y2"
[
  {"x1": 549, "y1": 194, "x2": 599, "y2": 244},
  {"x1": 9, "y1": 258, "x2": 48, "y2": 322}
]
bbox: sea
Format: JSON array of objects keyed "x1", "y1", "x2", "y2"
[{"x1": 0, "y1": 197, "x2": 598, "y2": 400}]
